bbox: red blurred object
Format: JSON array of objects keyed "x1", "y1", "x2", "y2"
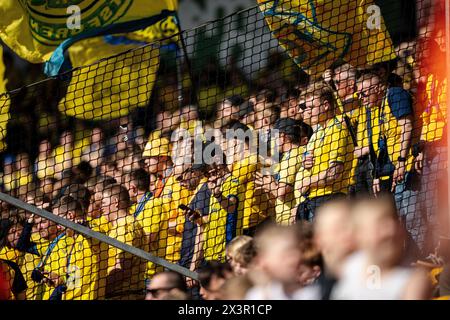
[{"x1": 0, "y1": 262, "x2": 12, "y2": 300}]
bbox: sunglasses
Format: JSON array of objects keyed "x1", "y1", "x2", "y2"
[
  {"x1": 298, "y1": 103, "x2": 306, "y2": 111},
  {"x1": 358, "y1": 84, "x2": 380, "y2": 99},
  {"x1": 358, "y1": 91, "x2": 369, "y2": 98}
]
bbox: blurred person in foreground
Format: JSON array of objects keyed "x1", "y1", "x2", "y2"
[
  {"x1": 232, "y1": 238, "x2": 257, "y2": 276},
  {"x1": 0, "y1": 259, "x2": 26, "y2": 300},
  {"x1": 225, "y1": 235, "x2": 252, "y2": 273},
  {"x1": 295, "y1": 221, "x2": 323, "y2": 287},
  {"x1": 221, "y1": 274, "x2": 254, "y2": 300},
  {"x1": 295, "y1": 199, "x2": 356, "y2": 300},
  {"x1": 331, "y1": 196, "x2": 431, "y2": 300},
  {"x1": 245, "y1": 224, "x2": 302, "y2": 299},
  {"x1": 145, "y1": 271, "x2": 189, "y2": 300},
  {"x1": 198, "y1": 261, "x2": 233, "y2": 300}
]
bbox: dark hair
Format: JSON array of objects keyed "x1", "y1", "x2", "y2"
[
  {"x1": 299, "y1": 121, "x2": 313, "y2": 140},
  {"x1": 94, "y1": 176, "x2": 117, "y2": 193},
  {"x1": 103, "y1": 183, "x2": 131, "y2": 209},
  {"x1": 75, "y1": 161, "x2": 93, "y2": 184},
  {"x1": 225, "y1": 95, "x2": 244, "y2": 107},
  {"x1": 197, "y1": 261, "x2": 232, "y2": 289},
  {"x1": 387, "y1": 73, "x2": 403, "y2": 88},
  {"x1": 256, "y1": 88, "x2": 276, "y2": 103},
  {"x1": 0, "y1": 219, "x2": 13, "y2": 248},
  {"x1": 275, "y1": 118, "x2": 302, "y2": 144},
  {"x1": 228, "y1": 120, "x2": 250, "y2": 132},
  {"x1": 130, "y1": 169, "x2": 150, "y2": 192},
  {"x1": 281, "y1": 87, "x2": 301, "y2": 103},
  {"x1": 63, "y1": 184, "x2": 91, "y2": 212},
  {"x1": 54, "y1": 195, "x2": 85, "y2": 218}
]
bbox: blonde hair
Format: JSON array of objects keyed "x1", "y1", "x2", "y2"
[
  {"x1": 254, "y1": 224, "x2": 298, "y2": 255},
  {"x1": 234, "y1": 240, "x2": 256, "y2": 267},
  {"x1": 333, "y1": 63, "x2": 357, "y2": 81},
  {"x1": 302, "y1": 81, "x2": 336, "y2": 109},
  {"x1": 226, "y1": 235, "x2": 252, "y2": 260}
]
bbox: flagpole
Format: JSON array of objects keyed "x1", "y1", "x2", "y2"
[
  {"x1": 175, "y1": 13, "x2": 199, "y2": 107},
  {"x1": 176, "y1": 45, "x2": 183, "y2": 109}
]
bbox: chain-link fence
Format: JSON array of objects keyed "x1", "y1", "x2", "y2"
[{"x1": 0, "y1": 0, "x2": 448, "y2": 300}]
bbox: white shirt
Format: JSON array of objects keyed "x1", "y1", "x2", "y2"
[
  {"x1": 331, "y1": 251, "x2": 414, "y2": 300},
  {"x1": 246, "y1": 281, "x2": 320, "y2": 300}
]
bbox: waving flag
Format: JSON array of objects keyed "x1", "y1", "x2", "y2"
[
  {"x1": 0, "y1": 0, "x2": 178, "y2": 71},
  {"x1": 59, "y1": 39, "x2": 160, "y2": 120},
  {"x1": 258, "y1": 0, "x2": 397, "y2": 77},
  {"x1": 0, "y1": 1, "x2": 179, "y2": 120}
]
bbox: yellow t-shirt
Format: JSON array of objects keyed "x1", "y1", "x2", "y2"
[
  {"x1": 421, "y1": 74, "x2": 447, "y2": 142},
  {"x1": 63, "y1": 234, "x2": 109, "y2": 300},
  {"x1": 0, "y1": 246, "x2": 19, "y2": 262},
  {"x1": 42, "y1": 235, "x2": 74, "y2": 300},
  {"x1": 158, "y1": 175, "x2": 192, "y2": 263},
  {"x1": 357, "y1": 91, "x2": 414, "y2": 175},
  {"x1": 299, "y1": 116, "x2": 354, "y2": 199},
  {"x1": 0, "y1": 171, "x2": 33, "y2": 191},
  {"x1": 232, "y1": 154, "x2": 271, "y2": 229},
  {"x1": 273, "y1": 146, "x2": 304, "y2": 225},
  {"x1": 348, "y1": 104, "x2": 364, "y2": 186},
  {"x1": 12, "y1": 234, "x2": 50, "y2": 300},
  {"x1": 88, "y1": 215, "x2": 111, "y2": 235},
  {"x1": 135, "y1": 197, "x2": 165, "y2": 279},
  {"x1": 203, "y1": 175, "x2": 244, "y2": 261},
  {"x1": 52, "y1": 146, "x2": 73, "y2": 178},
  {"x1": 107, "y1": 215, "x2": 146, "y2": 297},
  {"x1": 35, "y1": 157, "x2": 55, "y2": 180}
]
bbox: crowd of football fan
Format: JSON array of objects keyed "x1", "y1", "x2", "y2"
[{"x1": 0, "y1": 28, "x2": 449, "y2": 300}]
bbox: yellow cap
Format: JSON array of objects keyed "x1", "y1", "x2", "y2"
[{"x1": 142, "y1": 136, "x2": 171, "y2": 157}]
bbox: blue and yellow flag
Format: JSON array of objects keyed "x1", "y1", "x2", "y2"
[
  {"x1": 258, "y1": 0, "x2": 397, "y2": 77},
  {"x1": 59, "y1": 38, "x2": 160, "y2": 120},
  {"x1": 0, "y1": 1, "x2": 179, "y2": 121},
  {"x1": 0, "y1": 0, "x2": 179, "y2": 77},
  {"x1": 0, "y1": 0, "x2": 178, "y2": 66}
]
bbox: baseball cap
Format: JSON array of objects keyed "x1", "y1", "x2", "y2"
[{"x1": 274, "y1": 118, "x2": 301, "y2": 138}]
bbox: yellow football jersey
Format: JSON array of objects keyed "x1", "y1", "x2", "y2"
[
  {"x1": 203, "y1": 175, "x2": 244, "y2": 261},
  {"x1": 107, "y1": 215, "x2": 146, "y2": 297},
  {"x1": 273, "y1": 146, "x2": 304, "y2": 224},
  {"x1": 63, "y1": 234, "x2": 109, "y2": 300}
]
